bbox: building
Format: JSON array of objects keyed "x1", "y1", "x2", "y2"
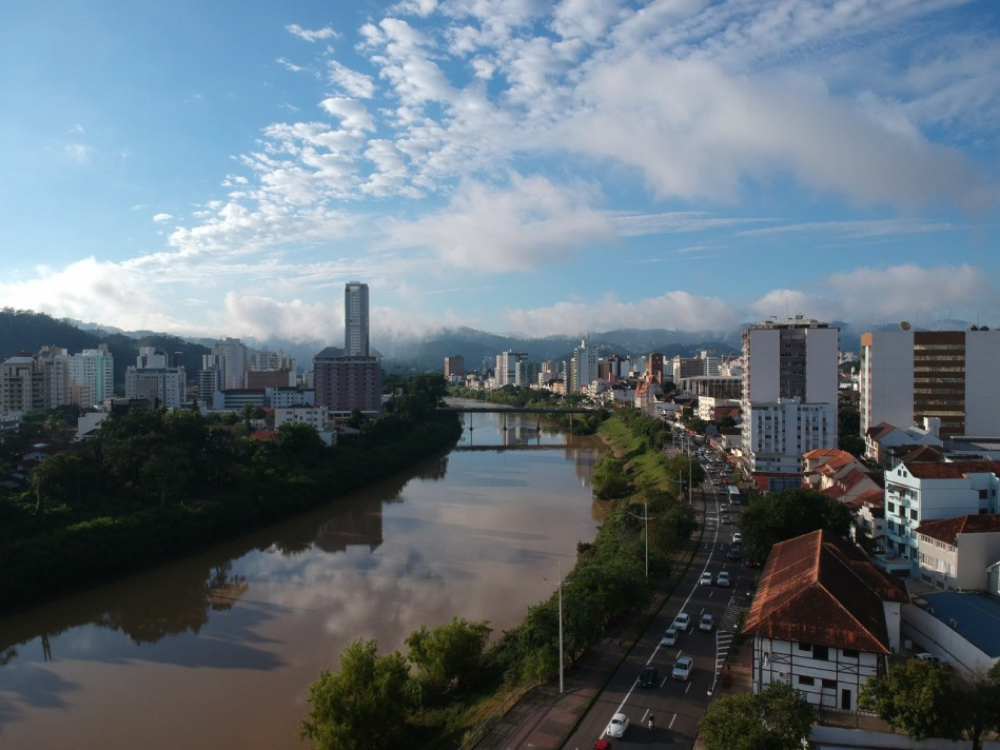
[
  {"x1": 917, "y1": 514, "x2": 1000, "y2": 591},
  {"x1": 741, "y1": 317, "x2": 840, "y2": 478},
  {"x1": 495, "y1": 351, "x2": 529, "y2": 388},
  {"x1": 444, "y1": 355, "x2": 464, "y2": 379},
  {"x1": 313, "y1": 349, "x2": 381, "y2": 415},
  {"x1": 670, "y1": 355, "x2": 704, "y2": 383},
  {"x1": 571, "y1": 338, "x2": 597, "y2": 394},
  {"x1": 743, "y1": 529, "x2": 908, "y2": 712},
  {"x1": 883, "y1": 459, "x2": 1000, "y2": 569},
  {"x1": 863, "y1": 420, "x2": 943, "y2": 468},
  {"x1": 1, "y1": 355, "x2": 45, "y2": 415},
  {"x1": 124, "y1": 347, "x2": 186, "y2": 409},
  {"x1": 860, "y1": 329, "x2": 1000, "y2": 440},
  {"x1": 274, "y1": 404, "x2": 329, "y2": 432},
  {"x1": 802, "y1": 449, "x2": 883, "y2": 505},
  {"x1": 344, "y1": 281, "x2": 370, "y2": 357},
  {"x1": 211, "y1": 338, "x2": 248, "y2": 390},
  {"x1": 69, "y1": 345, "x2": 114, "y2": 408}
]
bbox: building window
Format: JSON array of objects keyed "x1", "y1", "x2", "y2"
[
  {"x1": 842, "y1": 649, "x2": 859, "y2": 659},
  {"x1": 797, "y1": 642, "x2": 811, "y2": 653},
  {"x1": 813, "y1": 645, "x2": 829, "y2": 661},
  {"x1": 798, "y1": 676, "x2": 815, "y2": 686},
  {"x1": 822, "y1": 679, "x2": 837, "y2": 689}
]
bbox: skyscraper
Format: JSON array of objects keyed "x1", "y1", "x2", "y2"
[{"x1": 345, "y1": 281, "x2": 370, "y2": 357}]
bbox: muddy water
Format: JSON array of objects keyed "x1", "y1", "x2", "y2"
[{"x1": 0, "y1": 412, "x2": 603, "y2": 749}]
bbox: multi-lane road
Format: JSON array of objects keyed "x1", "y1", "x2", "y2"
[{"x1": 565, "y1": 455, "x2": 754, "y2": 749}]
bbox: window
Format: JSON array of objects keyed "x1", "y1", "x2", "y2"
[
  {"x1": 797, "y1": 642, "x2": 811, "y2": 653},
  {"x1": 842, "y1": 649, "x2": 859, "y2": 659},
  {"x1": 813, "y1": 645, "x2": 829, "y2": 661},
  {"x1": 910, "y1": 509, "x2": 919, "y2": 521},
  {"x1": 798, "y1": 676, "x2": 815, "y2": 686},
  {"x1": 822, "y1": 679, "x2": 837, "y2": 689}
]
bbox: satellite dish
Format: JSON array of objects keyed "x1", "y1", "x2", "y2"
[{"x1": 900, "y1": 321, "x2": 911, "y2": 331}]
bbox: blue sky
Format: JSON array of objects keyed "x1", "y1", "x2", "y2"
[{"x1": 1, "y1": 0, "x2": 998, "y2": 347}]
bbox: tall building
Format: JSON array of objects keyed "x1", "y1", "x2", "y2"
[
  {"x1": 70, "y1": 345, "x2": 114, "y2": 408},
  {"x1": 860, "y1": 329, "x2": 1000, "y2": 439},
  {"x1": 345, "y1": 281, "x2": 370, "y2": 357},
  {"x1": 571, "y1": 338, "x2": 597, "y2": 394},
  {"x1": 444, "y1": 355, "x2": 464, "y2": 379},
  {"x1": 741, "y1": 317, "x2": 840, "y2": 479},
  {"x1": 125, "y1": 347, "x2": 186, "y2": 408},
  {"x1": 211, "y1": 338, "x2": 248, "y2": 390},
  {"x1": 1, "y1": 355, "x2": 45, "y2": 415}
]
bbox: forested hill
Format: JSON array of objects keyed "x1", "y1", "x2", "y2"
[{"x1": 0, "y1": 309, "x2": 210, "y2": 386}]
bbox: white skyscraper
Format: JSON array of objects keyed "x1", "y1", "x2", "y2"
[
  {"x1": 741, "y1": 317, "x2": 840, "y2": 483},
  {"x1": 345, "y1": 281, "x2": 370, "y2": 357}
]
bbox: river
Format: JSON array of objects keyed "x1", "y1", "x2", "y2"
[{"x1": 0, "y1": 410, "x2": 603, "y2": 749}]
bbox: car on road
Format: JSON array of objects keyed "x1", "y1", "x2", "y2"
[
  {"x1": 716, "y1": 571, "x2": 731, "y2": 587},
  {"x1": 721, "y1": 514, "x2": 731, "y2": 524},
  {"x1": 732, "y1": 532, "x2": 742, "y2": 544},
  {"x1": 672, "y1": 612, "x2": 692, "y2": 632},
  {"x1": 660, "y1": 627, "x2": 678, "y2": 646},
  {"x1": 672, "y1": 656, "x2": 693, "y2": 680},
  {"x1": 606, "y1": 712, "x2": 629, "y2": 738},
  {"x1": 699, "y1": 612, "x2": 715, "y2": 632},
  {"x1": 727, "y1": 547, "x2": 742, "y2": 560},
  {"x1": 639, "y1": 665, "x2": 658, "y2": 687},
  {"x1": 593, "y1": 740, "x2": 612, "y2": 750},
  {"x1": 915, "y1": 652, "x2": 949, "y2": 666},
  {"x1": 699, "y1": 571, "x2": 713, "y2": 585}
]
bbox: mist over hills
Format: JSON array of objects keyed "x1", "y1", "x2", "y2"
[{"x1": 4, "y1": 309, "x2": 977, "y2": 377}]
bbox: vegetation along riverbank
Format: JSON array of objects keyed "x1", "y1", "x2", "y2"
[
  {"x1": 300, "y1": 408, "x2": 700, "y2": 750},
  {"x1": 0, "y1": 374, "x2": 460, "y2": 613}
]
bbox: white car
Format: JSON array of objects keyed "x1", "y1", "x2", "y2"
[
  {"x1": 672, "y1": 656, "x2": 693, "y2": 681},
  {"x1": 672, "y1": 612, "x2": 691, "y2": 632},
  {"x1": 606, "y1": 712, "x2": 629, "y2": 738},
  {"x1": 732, "y1": 532, "x2": 742, "y2": 544},
  {"x1": 698, "y1": 612, "x2": 715, "y2": 632},
  {"x1": 915, "y1": 652, "x2": 948, "y2": 666},
  {"x1": 716, "y1": 571, "x2": 731, "y2": 587},
  {"x1": 699, "y1": 571, "x2": 713, "y2": 585},
  {"x1": 660, "y1": 628, "x2": 678, "y2": 646}
]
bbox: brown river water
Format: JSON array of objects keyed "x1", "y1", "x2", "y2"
[{"x1": 0, "y1": 411, "x2": 604, "y2": 749}]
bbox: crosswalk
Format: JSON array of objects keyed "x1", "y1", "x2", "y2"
[{"x1": 712, "y1": 594, "x2": 749, "y2": 688}]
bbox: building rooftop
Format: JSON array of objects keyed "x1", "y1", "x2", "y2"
[
  {"x1": 916, "y1": 592, "x2": 1000, "y2": 658},
  {"x1": 902, "y1": 460, "x2": 1000, "y2": 480},
  {"x1": 743, "y1": 529, "x2": 907, "y2": 654},
  {"x1": 916, "y1": 514, "x2": 1000, "y2": 545}
]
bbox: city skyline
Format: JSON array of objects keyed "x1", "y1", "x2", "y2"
[{"x1": 1, "y1": 1, "x2": 998, "y2": 346}]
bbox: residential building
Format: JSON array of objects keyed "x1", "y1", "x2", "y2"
[
  {"x1": 211, "y1": 338, "x2": 248, "y2": 390},
  {"x1": 35, "y1": 345, "x2": 72, "y2": 408},
  {"x1": 69, "y1": 345, "x2": 114, "y2": 408},
  {"x1": 274, "y1": 404, "x2": 330, "y2": 431},
  {"x1": 1, "y1": 355, "x2": 45, "y2": 415},
  {"x1": 344, "y1": 281, "x2": 370, "y2": 357},
  {"x1": 802, "y1": 449, "x2": 882, "y2": 505},
  {"x1": 313, "y1": 350, "x2": 381, "y2": 415},
  {"x1": 743, "y1": 529, "x2": 908, "y2": 712},
  {"x1": 267, "y1": 387, "x2": 314, "y2": 409},
  {"x1": 246, "y1": 370, "x2": 296, "y2": 389},
  {"x1": 670, "y1": 355, "x2": 704, "y2": 383},
  {"x1": 571, "y1": 338, "x2": 596, "y2": 394},
  {"x1": 648, "y1": 352, "x2": 664, "y2": 383},
  {"x1": 864, "y1": 420, "x2": 943, "y2": 467},
  {"x1": 917, "y1": 514, "x2": 1000, "y2": 591},
  {"x1": 741, "y1": 317, "x2": 840, "y2": 478},
  {"x1": 444, "y1": 355, "x2": 464, "y2": 379},
  {"x1": 883, "y1": 459, "x2": 1000, "y2": 569},
  {"x1": 124, "y1": 347, "x2": 186, "y2": 408},
  {"x1": 495, "y1": 351, "x2": 529, "y2": 388},
  {"x1": 212, "y1": 389, "x2": 266, "y2": 410},
  {"x1": 860, "y1": 329, "x2": 1000, "y2": 440}
]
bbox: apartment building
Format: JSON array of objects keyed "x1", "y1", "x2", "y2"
[
  {"x1": 917, "y1": 514, "x2": 1000, "y2": 591},
  {"x1": 860, "y1": 329, "x2": 1000, "y2": 439}
]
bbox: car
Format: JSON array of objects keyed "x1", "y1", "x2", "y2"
[
  {"x1": 716, "y1": 571, "x2": 731, "y2": 587},
  {"x1": 699, "y1": 571, "x2": 713, "y2": 585},
  {"x1": 672, "y1": 656, "x2": 693, "y2": 680},
  {"x1": 728, "y1": 547, "x2": 742, "y2": 560},
  {"x1": 606, "y1": 712, "x2": 629, "y2": 738},
  {"x1": 593, "y1": 740, "x2": 612, "y2": 750},
  {"x1": 721, "y1": 514, "x2": 731, "y2": 524},
  {"x1": 660, "y1": 627, "x2": 678, "y2": 646},
  {"x1": 732, "y1": 532, "x2": 742, "y2": 544},
  {"x1": 915, "y1": 652, "x2": 948, "y2": 666},
  {"x1": 672, "y1": 612, "x2": 691, "y2": 632},
  {"x1": 699, "y1": 612, "x2": 715, "y2": 632},
  {"x1": 639, "y1": 665, "x2": 659, "y2": 687}
]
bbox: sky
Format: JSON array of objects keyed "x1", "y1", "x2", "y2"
[{"x1": 1, "y1": 0, "x2": 998, "y2": 349}]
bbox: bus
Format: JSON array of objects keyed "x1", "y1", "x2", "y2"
[{"x1": 726, "y1": 485, "x2": 741, "y2": 505}]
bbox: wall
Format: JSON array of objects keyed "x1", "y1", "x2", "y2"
[{"x1": 901, "y1": 604, "x2": 996, "y2": 675}]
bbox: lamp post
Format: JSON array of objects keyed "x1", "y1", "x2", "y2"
[
  {"x1": 627, "y1": 502, "x2": 654, "y2": 578},
  {"x1": 545, "y1": 562, "x2": 565, "y2": 694}
]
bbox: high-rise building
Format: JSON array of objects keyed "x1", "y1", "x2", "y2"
[
  {"x1": 444, "y1": 355, "x2": 464, "y2": 379},
  {"x1": 345, "y1": 281, "x2": 370, "y2": 357},
  {"x1": 571, "y1": 338, "x2": 597, "y2": 394},
  {"x1": 741, "y1": 317, "x2": 839, "y2": 480},
  {"x1": 211, "y1": 338, "x2": 248, "y2": 390},
  {"x1": 125, "y1": 347, "x2": 186, "y2": 408},
  {"x1": 1, "y1": 355, "x2": 45, "y2": 415},
  {"x1": 860, "y1": 329, "x2": 1000, "y2": 439},
  {"x1": 70, "y1": 345, "x2": 114, "y2": 408}
]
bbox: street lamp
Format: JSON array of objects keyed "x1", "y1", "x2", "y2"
[{"x1": 627, "y1": 502, "x2": 654, "y2": 578}]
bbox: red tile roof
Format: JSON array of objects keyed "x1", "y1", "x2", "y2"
[
  {"x1": 903, "y1": 460, "x2": 1000, "y2": 480},
  {"x1": 742, "y1": 529, "x2": 907, "y2": 654},
  {"x1": 916, "y1": 514, "x2": 1000, "y2": 545}
]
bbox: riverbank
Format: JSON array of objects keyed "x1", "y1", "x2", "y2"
[{"x1": 0, "y1": 412, "x2": 462, "y2": 614}]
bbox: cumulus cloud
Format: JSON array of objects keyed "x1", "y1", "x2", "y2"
[
  {"x1": 152, "y1": 213, "x2": 174, "y2": 222},
  {"x1": 383, "y1": 174, "x2": 615, "y2": 272}
]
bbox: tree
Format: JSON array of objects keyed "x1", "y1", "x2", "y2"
[
  {"x1": 405, "y1": 617, "x2": 492, "y2": 697},
  {"x1": 301, "y1": 638, "x2": 417, "y2": 750},
  {"x1": 861, "y1": 660, "x2": 1000, "y2": 750},
  {"x1": 739, "y1": 488, "x2": 852, "y2": 563},
  {"x1": 699, "y1": 680, "x2": 813, "y2": 750},
  {"x1": 592, "y1": 454, "x2": 633, "y2": 499}
]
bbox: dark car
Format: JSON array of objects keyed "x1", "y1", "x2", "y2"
[
  {"x1": 639, "y1": 665, "x2": 658, "y2": 687},
  {"x1": 727, "y1": 547, "x2": 742, "y2": 560}
]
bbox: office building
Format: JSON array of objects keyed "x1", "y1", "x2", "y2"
[
  {"x1": 125, "y1": 347, "x2": 186, "y2": 408},
  {"x1": 741, "y1": 317, "x2": 840, "y2": 479},
  {"x1": 860, "y1": 329, "x2": 1000, "y2": 439},
  {"x1": 211, "y1": 338, "x2": 248, "y2": 390},
  {"x1": 345, "y1": 281, "x2": 370, "y2": 357}
]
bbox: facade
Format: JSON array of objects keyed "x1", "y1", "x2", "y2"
[
  {"x1": 571, "y1": 338, "x2": 597, "y2": 394},
  {"x1": 860, "y1": 329, "x2": 1000, "y2": 439},
  {"x1": 670, "y1": 356, "x2": 705, "y2": 383},
  {"x1": 313, "y1": 348, "x2": 381, "y2": 415},
  {"x1": 864, "y1": 420, "x2": 943, "y2": 467},
  {"x1": 246, "y1": 370, "x2": 295, "y2": 389},
  {"x1": 211, "y1": 338, "x2": 248, "y2": 390},
  {"x1": 917, "y1": 514, "x2": 1000, "y2": 591},
  {"x1": 444, "y1": 355, "x2": 464, "y2": 379},
  {"x1": 743, "y1": 529, "x2": 908, "y2": 712},
  {"x1": 1, "y1": 356, "x2": 45, "y2": 415},
  {"x1": 884, "y1": 459, "x2": 1000, "y2": 569},
  {"x1": 69, "y1": 345, "x2": 114, "y2": 408},
  {"x1": 274, "y1": 404, "x2": 329, "y2": 431},
  {"x1": 741, "y1": 317, "x2": 839, "y2": 476},
  {"x1": 344, "y1": 281, "x2": 370, "y2": 357},
  {"x1": 495, "y1": 351, "x2": 530, "y2": 388},
  {"x1": 125, "y1": 347, "x2": 186, "y2": 408}
]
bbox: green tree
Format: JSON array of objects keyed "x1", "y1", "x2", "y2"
[
  {"x1": 405, "y1": 617, "x2": 492, "y2": 696},
  {"x1": 591, "y1": 454, "x2": 632, "y2": 499},
  {"x1": 739, "y1": 488, "x2": 852, "y2": 563},
  {"x1": 301, "y1": 638, "x2": 417, "y2": 750},
  {"x1": 699, "y1": 680, "x2": 813, "y2": 750}
]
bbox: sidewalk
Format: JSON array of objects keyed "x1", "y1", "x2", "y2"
[{"x1": 474, "y1": 495, "x2": 722, "y2": 750}]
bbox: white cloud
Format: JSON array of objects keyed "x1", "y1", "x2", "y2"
[
  {"x1": 383, "y1": 174, "x2": 615, "y2": 272},
  {"x1": 327, "y1": 61, "x2": 376, "y2": 99},
  {"x1": 319, "y1": 97, "x2": 376, "y2": 131},
  {"x1": 64, "y1": 143, "x2": 91, "y2": 163},
  {"x1": 276, "y1": 57, "x2": 304, "y2": 72},
  {"x1": 152, "y1": 213, "x2": 174, "y2": 223},
  {"x1": 286, "y1": 24, "x2": 338, "y2": 43}
]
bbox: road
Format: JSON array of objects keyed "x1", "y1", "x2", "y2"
[{"x1": 564, "y1": 456, "x2": 753, "y2": 749}]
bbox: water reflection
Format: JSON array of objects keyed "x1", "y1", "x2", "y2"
[{"x1": 0, "y1": 412, "x2": 603, "y2": 750}]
